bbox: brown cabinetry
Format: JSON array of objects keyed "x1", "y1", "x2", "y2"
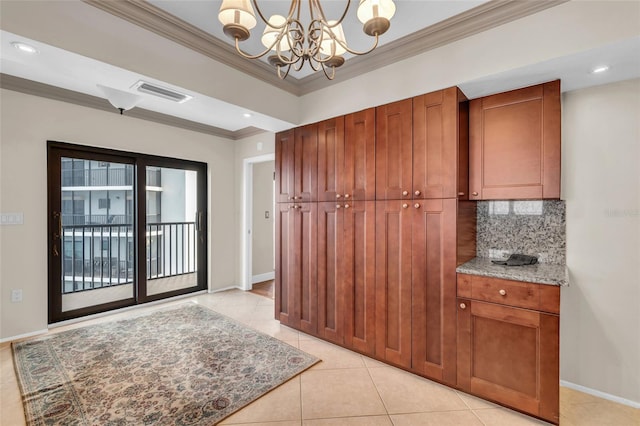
[
  {"x1": 275, "y1": 203, "x2": 317, "y2": 335},
  {"x1": 318, "y1": 110, "x2": 376, "y2": 202},
  {"x1": 318, "y1": 201, "x2": 376, "y2": 352},
  {"x1": 376, "y1": 99, "x2": 413, "y2": 200},
  {"x1": 469, "y1": 80, "x2": 561, "y2": 200},
  {"x1": 457, "y1": 273, "x2": 560, "y2": 424},
  {"x1": 275, "y1": 125, "x2": 318, "y2": 203}
]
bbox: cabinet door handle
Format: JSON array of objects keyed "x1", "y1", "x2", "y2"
[
  {"x1": 459, "y1": 303, "x2": 467, "y2": 310},
  {"x1": 336, "y1": 204, "x2": 342, "y2": 209},
  {"x1": 344, "y1": 194, "x2": 350, "y2": 198},
  {"x1": 458, "y1": 192, "x2": 465, "y2": 196},
  {"x1": 499, "y1": 289, "x2": 507, "y2": 296},
  {"x1": 336, "y1": 194, "x2": 341, "y2": 199},
  {"x1": 414, "y1": 203, "x2": 420, "y2": 209},
  {"x1": 402, "y1": 203, "x2": 409, "y2": 209},
  {"x1": 414, "y1": 190, "x2": 421, "y2": 196},
  {"x1": 402, "y1": 190, "x2": 409, "y2": 196},
  {"x1": 471, "y1": 192, "x2": 479, "y2": 196},
  {"x1": 344, "y1": 204, "x2": 350, "y2": 209}
]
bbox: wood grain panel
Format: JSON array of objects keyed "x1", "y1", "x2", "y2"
[
  {"x1": 375, "y1": 99, "x2": 413, "y2": 200},
  {"x1": 471, "y1": 276, "x2": 540, "y2": 311},
  {"x1": 295, "y1": 124, "x2": 318, "y2": 202},
  {"x1": 375, "y1": 200, "x2": 412, "y2": 368},
  {"x1": 275, "y1": 129, "x2": 295, "y2": 203},
  {"x1": 295, "y1": 203, "x2": 317, "y2": 334},
  {"x1": 345, "y1": 108, "x2": 376, "y2": 201},
  {"x1": 275, "y1": 203, "x2": 294, "y2": 325},
  {"x1": 344, "y1": 201, "x2": 376, "y2": 355},
  {"x1": 317, "y1": 117, "x2": 345, "y2": 202}
]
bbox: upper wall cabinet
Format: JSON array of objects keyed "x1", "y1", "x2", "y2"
[
  {"x1": 469, "y1": 80, "x2": 561, "y2": 200},
  {"x1": 317, "y1": 109, "x2": 376, "y2": 202},
  {"x1": 276, "y1": 125, "x2": 318, "y2": 203},
  {"x1": 376, "y1": 88, "x2": 469, "y2": 200},
  {"x1": 376, "y1": 99, "x2": 413, "y2": 200},
  {"x1": 413, "y1": 87, "x2": 469, "y2": 200}
]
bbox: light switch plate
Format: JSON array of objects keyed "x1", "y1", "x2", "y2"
[{"x1": 0, "y1": 213, "x2": 24, "y2": 225}]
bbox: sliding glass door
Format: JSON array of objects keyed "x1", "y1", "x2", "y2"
[{"x1": 48, "y1": 142, "x2": 207, "y2": 323}]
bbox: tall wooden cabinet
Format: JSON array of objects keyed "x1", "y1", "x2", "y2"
[
  {"x1": 275, "y1": 125, "x2": 318, "y2": 203},
  {"x1": 469, "y1": 80, "x2": 560, "y2": 200}
]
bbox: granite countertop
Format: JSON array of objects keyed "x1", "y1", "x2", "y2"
[{"x1": 456, "y1": 257, "x2": 569, "y2": 287}]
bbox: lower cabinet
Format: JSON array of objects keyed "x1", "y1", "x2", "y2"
[
  {"x1": 317, "y1": 201, "x2": 376, "y2": 353},
  {"x1": 456, "y1": 274, "x2": 560, "y2": 424},
  {"x1": 275, "y1": 203, "x2": 317, "y2": 335}
]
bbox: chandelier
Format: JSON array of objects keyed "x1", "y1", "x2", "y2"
[{"x1": 218, "y1": 0, "x2": 396, "y2": 80}]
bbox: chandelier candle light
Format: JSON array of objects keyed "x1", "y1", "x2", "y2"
[{"x1": 218, "y1": 0, "x2": 396, "y2": 80}]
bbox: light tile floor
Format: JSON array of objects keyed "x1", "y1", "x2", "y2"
[{"x1": 2, "y1": 290, "x2": 639, "y2": 426}]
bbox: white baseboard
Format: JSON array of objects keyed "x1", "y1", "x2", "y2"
[
  {"x1": 209, "y1": 286, "x2": 244, "y2": 293},
  {"x1": 0, "y1": 329, "x2": 49, "y2": 344},
  {"x1": 560, "y1": 380, "x2": 640, "y2": 408},
  {"x1": 251, "y1": 271, "x2": 275, "y2": 285}
]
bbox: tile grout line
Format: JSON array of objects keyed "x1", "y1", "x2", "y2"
[{"x1": 364, "y1": 359, "x2": 394, "y2": 422}]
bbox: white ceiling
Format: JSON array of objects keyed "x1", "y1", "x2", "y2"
[
  {"x1": 147, "y1": 0, "x2": 489, "y2": 78},
  {"x1": 0, "y1": 1, "x2": 639, "y2": 135}
]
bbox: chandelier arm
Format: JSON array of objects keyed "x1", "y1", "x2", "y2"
[
  {"x1": 234, "y1": 37, "x2": 282, "y2": 60},
  {"x1": 313, "y1": 0, "x2": 351, "y2": 26},
  {"x1": 337, "y1": 32, "x2": 381, "y2": 56},
  {"x1": 251, "y1": 0, "x2": 298, "y2": 26},
  {"x1": 320, "y1": 62, "x2": 337, "y2": 80}
]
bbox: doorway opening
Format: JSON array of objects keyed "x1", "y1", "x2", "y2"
[{"x1": 241, "y1": 154, "x2": 275, "y2": 292}]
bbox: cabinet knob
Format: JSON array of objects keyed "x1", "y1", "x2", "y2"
[
  {"x1": 458, "y1": 192, "x2": 465, "y2": 196},
  {"x1": 336, "y1": 204, "x2": 341, "y2": 209},
  {"x1": 344, "y1": 204, "x2": 350, "y2": 209},
  {"x1": 414, "y1": 203, "x2": 420, "y2": 209},
  {"x1": 402, "y1": 190, "x2": 409, "y2": 196},
  {"x1": 459, "y1": 303, "x2": 467, "y2": 310},
  {"x1": 336, "y1": 194, "x2": 342, "y2": 199},
  {"x1": 344, "y1": 194, "x2": 350, "y2": 198},
  {"x1": 402, "y1": 203, "x2": 409, "y2": 209},
  {"x1": 414, "y1": 190, "x2": 421, "y2": 196},
  {"x1": 471, "y1": 192, "x2": 479, "y2": 196},
  {"x1": 499, "y1": 289, "x2": 507, "y2": 296}
]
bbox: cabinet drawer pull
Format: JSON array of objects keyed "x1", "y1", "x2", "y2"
[
  {"x1": 344, "y1": 194, "x2": 350, "y2": 198},
  {"x1": 458, "y1": 192, "x2": 465, "y2": 196},
  {"x1": 460, "y1": 303, "x2": 467, "y2": 310},
  {"x1": 471, "y1": 192, "x2": 479, "y2": 196},
  {"x1": 402, "y1": 190, "x2": 409, "y2": 196},
  {"x1": 414, "y1": 190, "x2": 421, "y2": 196},
  {"x1": 336, "y1": 194, "x2": 342, "y2": 199},
  {"x1": 344, "y1": 204, "x2": 350, "y2": 209},
  {"x1": 414, "y1": 203, "x2": 420, "y2": 209},
  {"x1": 499, "y1": 289, "x2": 507, "y2": 296},
  {"x1": 402, "y1": 203, "x2": 409, "y2": 209},
  {"x1": 336, "y1": 204, "x2": 341, "y2": 209}
]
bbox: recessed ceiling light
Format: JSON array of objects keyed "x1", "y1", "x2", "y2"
[
  {"x1": 243, "y1": 113, "x2": 252, "y2": 118},
  {"x1": 591, "y1": 65, "x2": 610, "y2": 74},
  {"x1": 11, "y1": 42, "x2": 38, "y2": 54}
]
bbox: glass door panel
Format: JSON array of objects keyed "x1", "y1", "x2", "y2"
[{"x1": 144, "y1": 166, "x2": 200, "y2": 297}]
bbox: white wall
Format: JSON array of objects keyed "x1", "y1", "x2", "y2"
[
  {"x1": 0, "y1": 89, "x2": 237, "y2": 340},
  {"x1": 251, "y1": 161, "x2": 275, "y2": 277},
  {"x1": 233, "y1": 133, "x2": 276, "y2": 288},
  {"x1": 561, "y1": 79, "x2": 640, "y2": 404}
]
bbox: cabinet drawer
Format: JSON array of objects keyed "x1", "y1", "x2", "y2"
[{"x1": 457, "y1": 274, "x2": 559, "y2": 314}]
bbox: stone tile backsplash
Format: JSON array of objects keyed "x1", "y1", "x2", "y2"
[{"x1": 477, "y1": 200, "x2": 566, "y2": 265}]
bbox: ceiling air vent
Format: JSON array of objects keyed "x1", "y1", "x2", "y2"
[{"x1": 131, "y1": 80, "x2": 192, "y2": 103}]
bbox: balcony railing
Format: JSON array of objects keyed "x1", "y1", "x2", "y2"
[
  {"x1": 62, "y1": 214, "x2": 161, "y2": 226},
  {"x1": 61, "y1": 221, "x2": 196, "y2": 294},
  {"x1": 61, "y1": 168, "x2": 161, "y2": 187}
]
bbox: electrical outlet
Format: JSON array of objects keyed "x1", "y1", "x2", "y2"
[{"x1": 11, "y1": 289, "x2": 23, "y2": 303}]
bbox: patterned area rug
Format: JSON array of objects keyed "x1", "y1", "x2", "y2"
[{"x1": 12, "y1": 303, "x2": 319, "y2": 425}]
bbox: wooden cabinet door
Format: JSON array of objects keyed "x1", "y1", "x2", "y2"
[
  {"x1": 317, "y1": 202, "x2": 345, "y2": 344},
  {"x1": 411, "y1": 198, "x2": 457, "y2": 385},
  {"x1": 275, "y1": 203, "x2": 317, "y2": 333},
  {"x1": 469, "y1": 80, "x2": 561, "y2": 200},
  {"x1": 318, "y1": 117, "x2": 345, "y2": 202},
  {"x1": 275, "y1": 129, "x2": 295, "y2": 203},
  {"x1": 295, "y1": 124, "x2": 318, "y2": 202},
  {"x1": 376, "y1": 99, "x2": 413, "y2": 200},
  {"x1": 457, "y1": 300, "x2": 560, "y2": 424},
  {"x1": 375, "y1": 200, "x2": 412, "y2": 368},
  {"x1": 275, "y1": 203, "x2": 295, "y2": 326},
  {"x1": 345, "y1": 108, "x2": 376, "y2": 201},
  {"x1": 344, "y1": 201, "x2": 376, "y2": 355},
  {"x1": 412, "y1": 88, "x2": 459, "y2": 199}
]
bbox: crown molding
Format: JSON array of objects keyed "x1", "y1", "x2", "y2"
[
  {"x1": 298, "y1": 0, "x2": 570, "y2": 94},
  {"x1": 0, "y1": 73, "x2": 262, "y2": 140},
  {"x1": 83, "y1": 0, "x2": 567, "y2": 97},
  {"x1": 83, "y1": 0, "x2": 302, "y2": 96}
]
